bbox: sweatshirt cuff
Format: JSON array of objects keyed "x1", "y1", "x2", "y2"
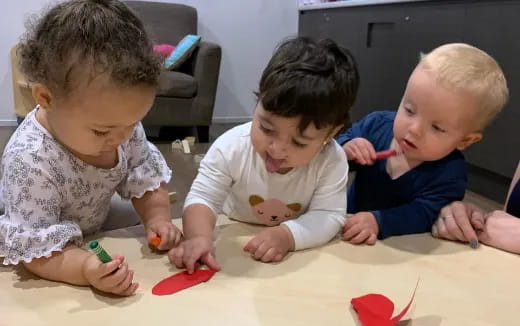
[{"x1": 371, "y1": 210, "x2": 385, "y2": 239}]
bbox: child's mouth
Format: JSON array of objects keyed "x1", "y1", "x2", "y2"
[
  {"x1": 264, "y1": 153, "x2": 284, "y2": 173},
  {"x1": 402, "y1": 139, "x2": 417, "y2": 150}
]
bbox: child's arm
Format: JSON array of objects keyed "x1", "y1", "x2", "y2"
[
  {"x1": 132, "y1": 183, "x2": 182, "y2": 249},
  {"x1": 117, "y1": 123, "x2": 179, "y2": 249},
  {"x1": 373, "y1": 165, "x2": 466, "y2": 239},
  {"x1": 285, "y1": 146, "x2": 349, "y2": 250},
  {"x1": 23, "y1": 245, "x2": 92, "y2": 285},
  {"x1": 24, "y1": 245, "x2": 138, "y2": 296},
  {"x1": 168, "y1": 135, "x2": 235, "y2": 272}
]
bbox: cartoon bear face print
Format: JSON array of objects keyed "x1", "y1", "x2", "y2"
[{"x1": 249, "y1": 195, "x2": 302, "y2": 226}]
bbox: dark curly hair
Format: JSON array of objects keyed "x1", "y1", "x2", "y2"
[
  {"x1": 18, "y1": 0, "x2": 161, "y2": 97},
  {"x1": 256, "y1": 37, "x2": 359, "y2": 134}
]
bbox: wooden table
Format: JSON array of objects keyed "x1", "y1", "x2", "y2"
[{"x1": 1, "y1": 216, "x2": 518, "y2": 326}]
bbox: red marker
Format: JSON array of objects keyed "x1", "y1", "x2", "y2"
[{"x1": 375, "y1": 149, "x2": 397, "y2": 160}]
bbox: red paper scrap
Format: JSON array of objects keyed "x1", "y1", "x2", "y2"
[
  {"x1": 152, "y1": 269, "x2": 216, "y2": 296},
  {"x1": 351, "y1": 281, "x2": 418, "y2": 326}
]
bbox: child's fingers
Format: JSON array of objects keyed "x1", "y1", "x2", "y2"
[
  {"x1": 103, "y1": 262, "x2": 130, "y2": 288},
  {"x1": 343, "y1": 216, "x2": 358, "y2": 231},
  {"x1": 358, "y1": 143, "x2": 375, "y2": 164},
  {"x1": 147, "y1": 230, "x2": 159, "y2": 243},
  {"x1": 119, "y1": 282, "x2": 140, "y2": 297},
  {"x1": 344, "y1": 147, "x2": 357, "y2": 161},
  {"x1": 273, "y1": 254, "x2": 283, "y2": 262},
  {"x1": 201, "y1": 252, "x2": 220, "y2": 271},
  {"x1": 168, "y1": 247, "x2": 186, "y2": 269},
  {"x1": 158, "y1": 225, "x2": 180, "y2": 250},
  {"x1": 349, "y1": 230, "x2": 370, "y2": 244},
  {"x1": 97, "y1": 256, "x2": 124, "y2": 278},
  {"x1": 357, "y1": 139, "x2": 376, "y2": 162},
  {"x1": 342, "y1": 223, "x2": 361, "y2": 241},
  {"x1": 112, "y1": 270, "x2": 135, "y2": 295},
  {"x1": 173, "y1": 229, "x2": 183, "y2": 247},
  {"x1": 351, "y1": 143, "x2": 367, "y2": 165},
  {"x1": 261, "y1": 247, "x2": 279, "y2": 263},
  {"x1": 184, "y1": 250, "x2": 204, "y2": 274},
  {"x1": 366, "y1": 233, "x2": 377, "y2": 245},
  {"x1": 252, "y1": 241, "x2": 269, "y2": 260},
  {"x1": 243, "y1": 237, "x2": 261, "y2": 253}
]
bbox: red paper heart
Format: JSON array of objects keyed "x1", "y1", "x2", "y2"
[
  {"x1": 152, "y1": 269, "x2": 216, "y2": 296},
  {"x1": 351, "y1": 282, "x2": 418, "y2": 326}
]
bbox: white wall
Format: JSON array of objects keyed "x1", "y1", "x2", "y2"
[
  {"x1": 0, "y1": 0, "x2": 299, "y2": 124},
  {"x1": 0, "y1": 0, "x2": 50, "y2": 125}
]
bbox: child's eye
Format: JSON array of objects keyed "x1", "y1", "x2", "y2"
[
  {"x1": 432, "y1": 125, "x2": 446, "y2": 133},
  {"x1": 404, "y1": 107, "x2": 414, "y2": 115},
  {"x1": 292, "y1": 140, "x2": 307, "y2": 148},
  {"x1": 259, "y1": 124, "x2": 273, "y2": 134},
  {"x1": 92, "y1": 129, "x2": 109, "y2": 137}
]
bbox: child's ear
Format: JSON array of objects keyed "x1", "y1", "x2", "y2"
[
  {"x1": 456, "y1": 132, "x2": 482, "y2": 150},
  {"x1": 325, "y1": 125, "x2": 344, "y2": 143},
  {"x1": 31, "y1": 84, "x2": 53, "y2": 110}
]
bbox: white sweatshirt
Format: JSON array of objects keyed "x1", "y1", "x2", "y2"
[{"x1": 184, "y1": 122, "x2": 348, "y2": 250}]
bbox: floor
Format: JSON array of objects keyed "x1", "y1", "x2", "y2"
[{"x1": 0, "y1": 123, "x2": 503, "y2": 217}]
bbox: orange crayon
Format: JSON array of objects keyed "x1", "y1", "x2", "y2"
[{"x1": 150, "y1": 236, "x2": 161, "y2": 247}]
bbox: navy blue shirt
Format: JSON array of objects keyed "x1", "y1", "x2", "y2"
[
  {"x1": 506, "y1": 180, "x2": 520, "y2": 217},
  {"x1": 336, "y1": 111, "x2": 467, "y2": 239}
]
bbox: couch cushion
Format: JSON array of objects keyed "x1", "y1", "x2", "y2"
[
  {"x1": 157, "y1": 71, "x2": 197, "y2": 98},
  {"x1": 164, "y1": 35, "x2": 201, "y2": 70}
]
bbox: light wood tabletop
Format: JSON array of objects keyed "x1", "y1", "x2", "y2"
[{"x1": 1, "y1": 216, "x2": 518, "y2": 326}]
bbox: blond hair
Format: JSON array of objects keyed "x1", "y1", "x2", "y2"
[{"x1": 420, "y1": 43, "x2": 508, "y2": 130}]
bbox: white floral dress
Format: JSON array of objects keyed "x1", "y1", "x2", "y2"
[{"x1": 0, "y1": 109, "x2": 171, "y2": 265}]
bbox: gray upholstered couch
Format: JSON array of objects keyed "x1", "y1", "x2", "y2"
[{"x1": 125, "y1": 1, "x2": 221, "y2": 142}]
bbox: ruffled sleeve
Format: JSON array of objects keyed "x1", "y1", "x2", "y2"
[
  {"x1": 117, "y1": 122, "x2": 172, "y2": 199},
  {"x1": 0, "y1": 154, "x2": 82, "y2": 265}
]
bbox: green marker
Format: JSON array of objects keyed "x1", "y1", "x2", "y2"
[{"x1": 89, "y1": 240, "x2": 112, "y2": 263}]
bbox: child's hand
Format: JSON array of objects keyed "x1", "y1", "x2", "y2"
[
  {"x1": 243, "y1": 225, "x2": 295, "y2": 263},
  {"x1": 478, "y1": 210, "x2": 520, "y2": 253},
  {"x1": 342, "y1": 137, "x2": 376, "y2": 165},
  {"x1": 145, "y1": 218, "x2": 183, "y2": 250},
  {"x1": 342, "y1": 212, "x2": 379, "y2": 245},
  {"x1": 168, "y1": 236, "x2": 220, "y2": 274},
  {"x1": 82, "y1": 254, "x2": 139, "y2": 296}
]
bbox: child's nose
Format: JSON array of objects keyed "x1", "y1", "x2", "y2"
[
  {"x1": 269, "y1": 139, "x2": 287, "y2": 157},
  {"x1": 408, "y1": 121, "x2": 422, "y2": 136}
]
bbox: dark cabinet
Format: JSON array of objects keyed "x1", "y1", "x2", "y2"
[
  {"x1": 355, "y1": 6, "x2": 409, "y2": 120},
  {"x1": 299, "y1": 0, "x2": 519, "y2": 201},
  {"x1": 299, "y1": 7, "x2": 365, "y2": 61},
  {"x1": 463, "y1": 1, "x2": 520, "y2": 178}
]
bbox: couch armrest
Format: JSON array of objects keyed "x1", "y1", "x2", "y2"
[{"x1": 187, "y1": 41, "x2": 222, "y2": 125}]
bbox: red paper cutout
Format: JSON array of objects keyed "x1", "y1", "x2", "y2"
[
  {"x1": 152, "y1": 269, "x2": 216, "y2": 296},
  {"x1": 351, "y1": 281, "x2": 418, "y2": 326}
]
